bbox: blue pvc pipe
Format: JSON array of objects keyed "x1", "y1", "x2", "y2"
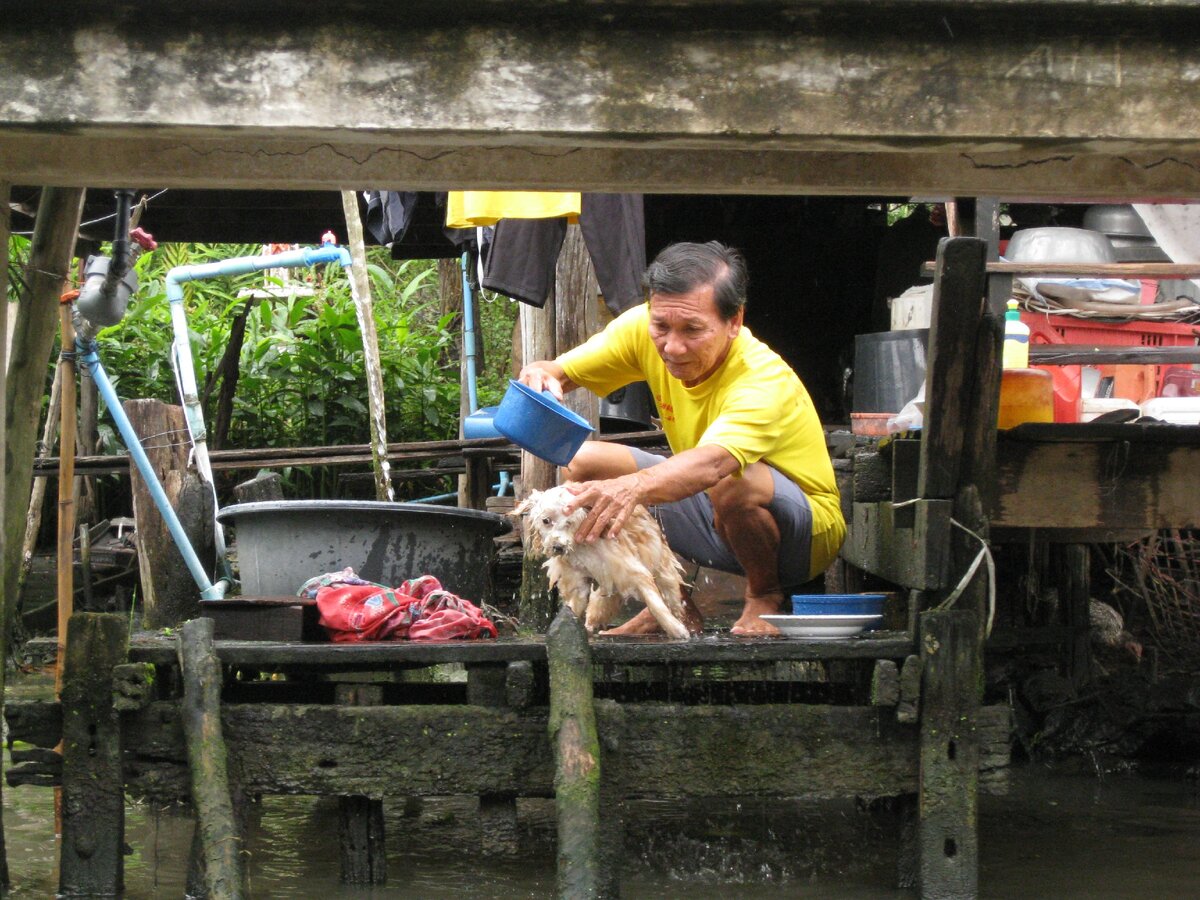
[
  {"x1": 410, "y1": 492, "x2": 458, "y2": 505},
  {"x1": 77, "y1": 340, "x2": 228, "y2": 600},
  {"x1": 163, "y1": 242, "x2": 355, "y2": 583},
  {"x1": 164, "y1": 244, "x2": 352, "y2": 301},
  {"x1": 460, "y1": 252, "x2": 479, "y2": 414},
  {"x1": 494, "y1": 470, "x2": 512, "y2": 497}
]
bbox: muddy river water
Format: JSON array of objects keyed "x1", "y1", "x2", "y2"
[{"x1": 4, "y1": 674, "x2": 1198, "y2": 898}]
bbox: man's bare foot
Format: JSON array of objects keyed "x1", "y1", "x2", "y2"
[
  {"x1": 598, "y1": 598, "x2": 704, "y2": 636},
  {"x1": 600, "y1": 607, "x2": 662, "y2": 636},
  {"x1": 730, "y1": 592, "x2": 784, "y2": 636}
]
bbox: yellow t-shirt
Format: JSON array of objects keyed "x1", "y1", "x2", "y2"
[
  {"x1": 445, "y1": 191, "x2": 582, "y2": 228},
  {"x1": 558, "y1": 304, "x2": 845, "y2": 578}
]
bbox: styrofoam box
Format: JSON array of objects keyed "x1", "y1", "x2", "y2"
[
  {"x1": 1140, "y1": 397, "x2": 1200, "y2": 425},
  {"x1": 1081, "y1": 398, "x2": 1139, "y2": 422},
  {"x1": 890, "y1": 285, "x2": 933, "y2": 330}
]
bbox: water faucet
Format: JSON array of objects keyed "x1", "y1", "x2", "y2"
[{"x1": 313, "y1": 230, "x2": 353, "y2": 268}]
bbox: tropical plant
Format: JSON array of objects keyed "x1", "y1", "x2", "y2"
[{"x1": 61, "y1": 242, "x2": 516, "y2": 501}]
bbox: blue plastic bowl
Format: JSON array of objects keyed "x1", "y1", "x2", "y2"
[
  {"x1": 791, "y1": 593, "x2": 886, "y2": 617},
  {"x1": 494, "y1": 380, "x2": 593, "y2": 467}
]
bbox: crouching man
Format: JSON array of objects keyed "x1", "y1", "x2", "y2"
[{"x1": 518, "y1": 241, "x2": 845, "y2": 635}]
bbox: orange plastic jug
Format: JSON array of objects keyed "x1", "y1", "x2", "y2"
[{"x1": 998, "y1": 368, "x2": 1054, "y2": 428}]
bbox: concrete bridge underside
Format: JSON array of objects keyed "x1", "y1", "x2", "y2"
[{"x1": 3, "y1": 1, "x2": 1200, "y2": 199}]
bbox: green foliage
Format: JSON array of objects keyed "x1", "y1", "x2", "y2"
[
  {"x1": 73, "y1": 243, "x2": 517, "y2": 497},
  {"x1": 7, "y1": 234, "x2": 30, "y2": 303},
  {"x1": 474, "y1": 288, "x2": 520, "y2": 409},
  {"x1": 886, "y1": 203, "x2": 920, "y2": 226}
]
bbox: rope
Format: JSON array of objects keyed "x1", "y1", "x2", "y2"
[
  {"x1": 890, "y1": 498, "x2": 996, "y2": 635},
  {"x1": 935, "y1": 519, "x2": 996, "y2": 637}
]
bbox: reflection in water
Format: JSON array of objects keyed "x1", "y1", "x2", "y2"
[{"x1": 4, "y1": 672, "x2": 1199, "y2": 897}]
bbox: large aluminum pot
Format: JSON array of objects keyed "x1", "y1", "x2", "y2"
[
  {"x1": 217, "y1": 501, "x2": 511, "y2": 602},
  {"x1": 1006, "y1": 227, "x2": 1117, "y2": 264}
]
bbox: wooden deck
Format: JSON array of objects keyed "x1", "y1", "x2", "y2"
[{"x1": 125, "y1": 630, "x2": 917, "y2": 666}]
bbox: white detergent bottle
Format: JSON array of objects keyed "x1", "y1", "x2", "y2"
[{"x1": 1002, "y1": 299, "x2": 1030, "y2": 369}]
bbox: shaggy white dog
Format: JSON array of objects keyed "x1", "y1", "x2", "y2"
[{"x1": 513, "y1": 485, "x2": 692, "y2": 640}]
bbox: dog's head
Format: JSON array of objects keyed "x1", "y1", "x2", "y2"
[{"x1": 511, "y1": 486, "x2": 587, "y2": 557}]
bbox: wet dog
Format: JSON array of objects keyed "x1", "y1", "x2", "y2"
[{"x1": 513, "y1": 485, "x2": 691, "y2": 640}]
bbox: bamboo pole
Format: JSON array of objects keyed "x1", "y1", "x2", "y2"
[
  {"x1": 4, "y1": 188, "x2": 85, "y2": 629},
  {"x1": 339, "y1": 191, "x2": 392, "y2": 502},
  {"x1": 1, "y1": 177, "x2": 11, "y2": 892},
  {"x1": 16, "y1": 364, "x2": 64, "y2": 614},
  {"x1": 55, "y1": 291, "x2": 79, "y2": 695}
]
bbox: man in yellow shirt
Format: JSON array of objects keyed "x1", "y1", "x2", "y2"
[{"x1": 518, "y1": 241, "x2": 845, "y2": 635}]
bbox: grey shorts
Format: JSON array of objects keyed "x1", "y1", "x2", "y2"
[{"x1": 627, "y1": 446, "x2": 814, "y2": 591}]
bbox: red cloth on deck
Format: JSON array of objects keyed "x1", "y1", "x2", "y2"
[{"x1": 306, "y1": 571, "x2": 496, "y2": 643}]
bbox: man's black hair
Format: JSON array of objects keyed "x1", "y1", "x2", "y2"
[{"x1": 643, "y1": 241, "x2": 748, "y2": 319}]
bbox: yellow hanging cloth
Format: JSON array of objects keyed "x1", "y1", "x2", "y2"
[{"x1": 445, "y1": 191, "x2": 582, "y2": 228}]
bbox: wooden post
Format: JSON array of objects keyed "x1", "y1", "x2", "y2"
[
  {"x1": 554, "y1": 224, "x2": 602, "y2": 431},
  {"x1": 335, "y1": 682, "x2": 387, "y2": 885},
  {"x1": 469, "y1": 662, "x2": 521, "y2": 857},
  {"x1": 15, "y1": 360, "x2": 63, "y2": 614},
  {"x1": 518, "y1": 294, "x2": 558, "y2": 628},
  {"x1": 918, "y1": 238, "x2": 988, "y2": 502},
  {"x1": 3, "y1": 187, "x2": 85, "y2": 645},
  {"x1": 232, "y1": 471, "x2": 284, "y2": 504},
  {"x1": 56, "y1": 297, "x2": 77, "y2": 694},
  {"x1": 58, "y1": 612, "x2": 129, "y2": 898},
  {"x1": 1056, "y1": 544, "x2": 1093, "y2": 687},
  {"x1": 0, "y1": 178, "x2": 8, "y2": 891},
  {"x1": 124, "y1": 399, "x2": 211, "y2": 628},
  {"x1": 918, "y1": 609, "x2": 980, "y2": 900},
  {"x1": 546, "y1": 606, "x2": 613, "y2": 898},
  {"x1": 178, "y1": 617, "x2": 247, "y2": 900},
  {"x1": 518, "y1": 299, "x2": 557, "y2": 496}
]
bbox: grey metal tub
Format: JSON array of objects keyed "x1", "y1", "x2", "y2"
[{"x1": 217, "y1": 500, "x2": 511, "y2": 602}]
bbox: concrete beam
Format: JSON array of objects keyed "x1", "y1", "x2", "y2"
[
  {"x1": 3, "y1": 4, "x2": 1200, "y2": 197},
  {"x1": 5, "y1": 133, "x2": 1200, "y2": 200}
]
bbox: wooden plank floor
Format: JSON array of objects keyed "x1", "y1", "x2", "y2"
[{"x1": 121, "y1": 631, "x2": 915, "y2": 667}]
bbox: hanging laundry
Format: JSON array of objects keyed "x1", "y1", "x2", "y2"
[
  {"x1": 482, "y1": 193, "x2": 646, "y2": 314},
  {"x1": 364, "y1": 190, "x2": 419, "y2": 247},
  {"x1": 445, "y1": 190, "x2": 582, "y2": 228},
  {"x1": 362, "y1": 190, "x2": 646, "y2": 312}
]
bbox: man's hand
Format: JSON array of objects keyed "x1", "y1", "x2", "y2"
[
  {"x1": 563, "y1": 473, "x2": 645, "y2": 542},
  {"x1": 517, "y1": 361, "x2": 568, "y2": 402}
]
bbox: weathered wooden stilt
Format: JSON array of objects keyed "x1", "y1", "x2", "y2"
[
  {"x1": 178, "y1": 617, "x2": 247, "y2": 900},
  {"x1": 58, "y1": 612, "x2": 129, "y2": 898},
  {"x1": 546, "y1": 606, "x2": 614, "y2": 898},
  {"x1": 469, "y1": 662, "x2": 523, "y2": 858},
  {"x1": 125, "y1": 399, "x2": 212, "y2": 629},
  {"x1": 479, "y1": 793, "x2": 521, "y2": 858},
  {"x1": 1057, "y1": 544, "x2": 1093, "y2": 687},
  {"x1": 861, "y1": 793, "x2": 918, "y2": 889},
  {"x1": 334, "y1": 682, "x2": 387, "y2": 885},
  {"x1": 918, "y1": 609, "x2": 980, "y2": 899},
  {"x1": 896, "y1": 792, "x2": 920, "y2": 889},
  {"x1": 338, "y1": 796, "x2": 387, "y2": 884}
]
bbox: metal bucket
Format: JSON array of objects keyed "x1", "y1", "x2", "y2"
[
  {"x1": 217, "y1": 500, "x2": 511, "y2": 602},
  {"x1": 600, "y1": 381, "x2": 655, "y2": 433},
  {"x1": 852, "y1": 329, "x2": 929, "y2": 414}
]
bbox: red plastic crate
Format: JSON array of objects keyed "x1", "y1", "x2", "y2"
[
  {"x1": 1020, "y1": 313, "x2": 1200, "y2": 420},
  {"x1": 1021, "y1": 313, "x2": 1199, "y2": 348}
]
